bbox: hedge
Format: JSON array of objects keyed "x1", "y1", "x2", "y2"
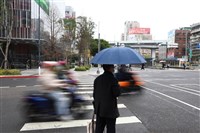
[{"x1": 0, "y1": 69, "x2": 21, "y2": 75}]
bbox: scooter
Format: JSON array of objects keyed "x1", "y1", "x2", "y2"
[
  {"x1": 21, "y1": 86, "x2": 88, "y2": 121},
  {"x1": 115, "y1": 71, "x2": 144, "y2": 93}
]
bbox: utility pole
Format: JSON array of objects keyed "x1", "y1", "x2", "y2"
[
  {"x1": 97, "y1": 22, "x2": 100, "y2": 74},
  {"x1": 38, "y1": 0, "x2": 41, "y2": 75},
  {"x1": 185, "y1": 31, "x2": 188, "y2": 62}
]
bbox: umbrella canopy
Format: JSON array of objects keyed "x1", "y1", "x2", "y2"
[{"x1": 90, "y1": 47, "x2": 146, "y2": 65}]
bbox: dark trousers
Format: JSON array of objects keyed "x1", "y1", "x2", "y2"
[{"x1": 95, "y1": 115, "x2": 116, "y2": 133}]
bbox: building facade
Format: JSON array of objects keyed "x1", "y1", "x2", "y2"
[
  {"x1": 0, "y1": 0, "x2": 39, "y2": 68},
  {"x1": 65, "y1": 6, "x2": 76, "y2": 19},
  {"x1": 174, "y1": 28, "x2": 191, "y2": 59},
  {"x1": 122, "y1": 21, "x2": 152, "y2": 41},
  {"x1": 190, "y1": 23, "x2": 200, "y2": 63},
  {"x1": 0, "y1": 0, "x2": 31, "y2": 38}
]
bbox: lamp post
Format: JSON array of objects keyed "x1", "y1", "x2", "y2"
[
  {"x1": 97, "y1": 22, "x2": 100, "y2": 74},
  {"x1": 185, "y1": 31, "x2": 188, "y2": 62},
  {"x1": 38, "y1": 0, "x2": 41, "y2": 75}
]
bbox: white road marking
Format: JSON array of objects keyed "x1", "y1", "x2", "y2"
[
  {"x1": 78, "y1": 87, "x2": 93, "y2": 90},
  {"x1": 34, "y1": 85, "x2": 43, "y2": 87},
  {"x1": 78, "y1": 84, "x2": 93, "y2": 87},
  {"x1": 143, "y1": 86, "x2": 200, "y2": 111},
  {"x1": 172, "y1": 84, "x2": 200, "y2": 87},
  {"x1": 16, "y1": 85, "x2": 26, "y2": 88},
  {"x1": 85, "y1": 104, "x2": 126, "y2": 110},
  {"x1": 146, "y1": 81, "x2": 200, "y2": 96},
  {"x1": 170, "y1": 84, "x2": 200, "y2": 93},
  {"x1": 20, "y1": 116, "x2": 141, "y2": 131},
  {"x1": 76, "y1": 91, "x2": 93, "y2": 94},
  {"x1": 0, "y1": 86, "x2": 9, "y2": 89}
]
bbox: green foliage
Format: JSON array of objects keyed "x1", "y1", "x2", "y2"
[
  {"x1": 74, "y1": 66, "x2": 87, "y2": 71},
  {"x1": 74, "y1": 65, "x2": 91, "y2": 71},
  {"x1": 90, "y1": 39, "x2": 110, "y2": 56},
  {"x1": 76, "y1": 16, "x2": 95, "y2": 65},
  {"x1": 84, "y1": 65, "x2": 91, "y2": 70},
  {"x1": 67, "y1": 54, "x2": 79, "y2": 63},
  {"x1": 0, "y1": 69, "x2": 21, "y2": 75}
]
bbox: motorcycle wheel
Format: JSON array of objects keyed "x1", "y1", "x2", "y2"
[
  {"x1": 70, "y1": 102, "x2": 87, "y2": 119},
  {"x1": 22, "y1": 103, "x2": 37, "y2": 122}
]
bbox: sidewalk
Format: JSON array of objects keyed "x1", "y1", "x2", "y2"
[
  {"x1": 1, "y1": 66, "x2": 198, "y2": 78},
  {"x1": 0, "y1": 67, "x2": 103, "y2": 78}
]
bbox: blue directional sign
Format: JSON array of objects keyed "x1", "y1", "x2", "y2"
[{"x1": 197, "y1": 43, "x2": 200, "y2": 48}]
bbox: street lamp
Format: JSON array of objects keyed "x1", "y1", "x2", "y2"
[{"x1": 97, "y1": 22, "x2": 100, "y2": 74}]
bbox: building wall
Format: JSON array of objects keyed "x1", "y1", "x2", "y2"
[
  {"x1": 174, "y1": 29, "x2": 190, "y2": 58},
  {"x1": 0, "y1": 0, "x2": 40, "y2": 68},
  {"x1": 31, "y1": 18, "x2": 44, "y2": 39},
  {"x1": 0, "y1": 0, "x2": 31, "y2": 38},
  {"x1": 190, "y1": 23, "x2": 200, "y2": 63},
  {"x1": 123, "y1": 21, "x2": 152, "y2": 41},
  {"x1": 65, "y1": 6, "x2": 75, "y2": 19}
]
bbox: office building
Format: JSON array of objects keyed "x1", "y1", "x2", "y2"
[{"x1": 190, "y1": 22, "x2": 200, "y2": 63}]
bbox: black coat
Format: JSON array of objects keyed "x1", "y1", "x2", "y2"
[{"x1": 93, "y1": 71, "x2": 121, "y2": 118}]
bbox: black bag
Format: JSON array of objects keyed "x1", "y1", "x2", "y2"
[{"x1": 87, "y1": 113, "x2": 96, "y2": 133}]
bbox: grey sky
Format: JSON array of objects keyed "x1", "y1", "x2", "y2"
[{"x1": 35, "y1": 0, "x2": 200, "y2": 42}]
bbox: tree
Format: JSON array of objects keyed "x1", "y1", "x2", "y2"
[
  {"x1": 76, "y1": 16, "x2": 95, "y2": 65},
  {"x1": 41, "y1": 4, "x2": 63, "y2": 61},
  {"x1": 90, "y1": 39, "x2": 110, "y2": 56},
  {"x1": 61, "y1": 18, "x2": 76, "y2": 61},
  {"x1": 0, "y1": 0, "x2": 14, "y2": 69}
]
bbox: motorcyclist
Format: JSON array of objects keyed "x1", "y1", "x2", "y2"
[
  {"x1": 115, "y1": 65, "x2": 133, "y2": 81},
  {"x1": 38, "y1": 61, "x2": 72, "y2": 121}
]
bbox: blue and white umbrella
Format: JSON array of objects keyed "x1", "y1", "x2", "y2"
[{"x1": 90, "y1": 47, "x2": 146, "y2": 65}]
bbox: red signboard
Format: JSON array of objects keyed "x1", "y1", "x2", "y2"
[{"x1": 129, "y1": 28, "x2": 150, "y2": 34}]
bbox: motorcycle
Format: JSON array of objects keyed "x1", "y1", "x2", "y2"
[
  {"x1": 115, "y1": 71, "x2": 144, "y2": 93},
  {"x1": 21, "y1": 86, "x2": 89, "y2": 121}
]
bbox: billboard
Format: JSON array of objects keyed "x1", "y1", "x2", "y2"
[{"x1": 129, "y1": 28, "x2": 150, "y2": 34}]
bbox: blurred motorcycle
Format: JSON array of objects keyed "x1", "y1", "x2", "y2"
[
  {"x1": 21, "y1": 86, "x2": 88, "y2": 121},
  {"x1": 115, "y1": 71, "x2": 144, "y2": 93}
]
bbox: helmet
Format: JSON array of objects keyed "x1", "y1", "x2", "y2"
[{"x1": 41, "y1": 61, "x2": 58, "y2": 68}]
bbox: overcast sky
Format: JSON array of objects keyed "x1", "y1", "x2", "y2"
[{"x1": 52, "y1": 0, "x2": 199, "y2": 42}]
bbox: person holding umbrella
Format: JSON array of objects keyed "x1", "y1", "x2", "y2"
[{"x1": 93, "y1": 64, "x2": 121, "y2": 133}]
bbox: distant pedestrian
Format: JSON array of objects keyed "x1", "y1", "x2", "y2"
[
  {"x1": 162, "y1": 63, "x2": 165, "y2": 69},
  {"x1": 141, "y1": 63, "x2": 145, "y2": 70},
  {"x1": 183, "y1": 63, "x2": 186, "y2": 70},
  {"x1": 167, "y1": 64, "x2": 170, "y2": 69},
  {"x1": 93, "y1": 64, "x2": 121, "y2": 133}
]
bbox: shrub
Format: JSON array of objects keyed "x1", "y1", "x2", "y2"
[
  {"x1": 85, "y1": 65, "x2": 91, "y2": 70},
  {"x1": 0, "y1": 69, "x2": 21, "y2": 75},
  {"x1": 74, "y1": 66, "x2": 87, "y2": 71}
]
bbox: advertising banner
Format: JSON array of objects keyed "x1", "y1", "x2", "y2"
[
  {"x1": 35, "y1": 0, "x2": 49, "y2": 15},
  {"x1": 129, "y1": 28, "x2": 150, "y2": 34}
]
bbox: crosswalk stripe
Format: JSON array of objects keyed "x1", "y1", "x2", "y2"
[
  {"x1": 78, "y1": 84, "x2": 93, "y2": 87},
  {"x1": 85, "y1": 104, "x2": 126, "y2": 110},
  {"x1": 76, "y1": 91, "x2": 93, "y2": 94},
  {"x1": 20, "y1": 116, "x2": 141, "y2": 131},
  {"x1": 0, "y1": 86, "x2": 9, "y2": 89},
  {"x1": 78, "y1": 87, "x2": 93, "y2": 90}
]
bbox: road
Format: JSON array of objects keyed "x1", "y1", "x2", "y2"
[{"x1": 0, "y1": 68, "x2": 199, "y2": 133}]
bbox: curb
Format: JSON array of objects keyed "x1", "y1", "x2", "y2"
[{"x1": 0, "y1": 75, "x2": 39, "y2": 79}]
